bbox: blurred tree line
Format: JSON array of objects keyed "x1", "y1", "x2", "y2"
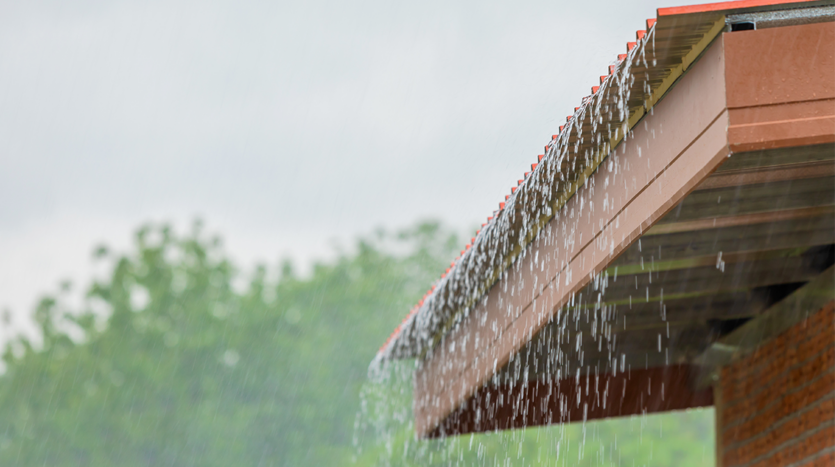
[{"x1": 0, "y1": 221, "x2": 713, "y2": 466}]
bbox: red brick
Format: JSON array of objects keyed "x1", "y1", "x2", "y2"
[
  {"x1": 722, "y1": 309, "x2": 834, "y2": 405},
  {"x1": 798, "y1": 451, "x2": 835, "y2": 467},
  {"x1": 743, "y1": 426, "x2": 835, "y2": 467},
  {"x1": 722, "y1": 348, "x2": 835, "y2": 428},
  {"x1": 723, "y1": 397, "x2": 834, "y2": 462},
  {"x1": 721, "y1": 301, "x2": 835, "y2": 467}
]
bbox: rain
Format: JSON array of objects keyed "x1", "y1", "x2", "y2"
[{"x1": 1, "y1": 1, "x2": 833, "y2": 466}]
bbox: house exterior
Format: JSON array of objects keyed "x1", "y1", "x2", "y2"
[{"x1": 375, "y1": 1, "x2": 835, "y2": 465}]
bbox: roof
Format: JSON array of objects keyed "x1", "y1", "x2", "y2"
[{"x1": 375, "y1": 0, "x2": 835, "y2": 364}]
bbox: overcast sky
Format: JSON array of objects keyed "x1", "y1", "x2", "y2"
[{"x1": 0, "y1": 0, "x2": 694, "y2": 334}]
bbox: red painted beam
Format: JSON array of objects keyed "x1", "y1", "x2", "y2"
[
  {"x1": 658, "y1": 0, "x2": 815, "y2": 16},
  {"x1": 426, "y1": 365, "x2": 713, "y2": 437}
]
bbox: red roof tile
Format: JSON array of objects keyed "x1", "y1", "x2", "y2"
[{"x1": 658, "y1": 0, "x2": 815, "y2": 16}]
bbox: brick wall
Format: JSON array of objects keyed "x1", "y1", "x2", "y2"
[{"x1": 719, "y1": 300, "x2": 835, "y2": 467}]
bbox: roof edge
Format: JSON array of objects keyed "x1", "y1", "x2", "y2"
[
  {"x1": 658, "y1": 0, "x2": 831, "y2": 16},
  {"x1": 374, "y1": 0, "x2": 835, "y2": 364}
]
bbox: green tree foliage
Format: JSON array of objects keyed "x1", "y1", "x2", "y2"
[{"x1": 0, "y1": 221, "x2": 713, "y2": 466}]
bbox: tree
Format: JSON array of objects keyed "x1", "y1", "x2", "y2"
[{"x1": 0, "y1": 220, "x2": 459, "y2": 466}]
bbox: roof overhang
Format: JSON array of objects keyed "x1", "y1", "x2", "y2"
[{"x1": 373, "y1": 0, "x2": 835, "y2": 439}]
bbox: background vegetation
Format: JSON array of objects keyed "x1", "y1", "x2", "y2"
[{"x1": 0, "y1": 221, "x2": 713, "y2": 466}]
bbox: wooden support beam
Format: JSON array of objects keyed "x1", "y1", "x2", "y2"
[
  {"x1": 600, "y1": 256, "x2": 824, "y2": 302},
  {"x1": 696, "y1": 161, "x2": 835, "y2": 190},
  {"x1": 613, "y1": 220, "x2": 834, "y2": 266},
  {"x1": 646, "y1": 205, "x2": 834, "y2": 236},
  {"x1": 427, "y1": 365, "x2": 713, "y2": 437},
  {"x1": 715, "y1": 143, "x2": 834, "y2": 173},
  {"x1": 661, "y1": 176, "x2": 835, "y2": 224},
  {"x1": 607, "y1": 245, "x2": 818, "y2": 275}
]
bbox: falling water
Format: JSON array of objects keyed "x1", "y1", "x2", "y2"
[
  {"x1": 355, "y1": 7, "x2": 835, "y2": 466},
  {"x1": 351, "y1": 22, "x2": 717, "y2": 466}
]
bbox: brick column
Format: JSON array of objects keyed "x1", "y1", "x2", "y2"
[{"x1": 719, "y1": 301, "x2": 835, "y2": 467}]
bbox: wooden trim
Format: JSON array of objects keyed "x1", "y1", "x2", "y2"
[
  {"x1": 427, "y1": 365, "x2": 713, "y2": 438},
  {"x1": 724, "y1": 21, "x2": 835, "y2": 152},
  {"x1": 724, "y1": 22, "x2": 835, "y2": 109},
  {"x1": 696, "y1": 161, "x2": 835, "y2": 190},
  {"x1": 646, "y1": 205, "x2": 835, "y2": 236},
  {"x1": 729, "y1": 114, "x2": 835, "y2": 152}
]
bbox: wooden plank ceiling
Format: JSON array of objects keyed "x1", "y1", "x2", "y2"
[
  {"x1": 502, "y1": 143, "x2": 834, "y2": 400},
  {"x1": 424, "y1": 142, "x2": 835, "y2": 437}
]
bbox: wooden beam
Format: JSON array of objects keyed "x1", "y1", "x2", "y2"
[
  {"x1": 613, "y1": 219, "x2": 834, "y2": 266},
  {"x1": 696, "y1": 161, "x2": 835, "y2": 190},
  {"x1": 714, "y1": 143, "x2": 834, "y2": 173},
  {"x1": 724, "y1": 22, "x2": 835, "y2": 152},
  {"x1": 591, "y1": 257, "x2": 822, "y2": 306},
  {"x1": 646, "y1": 205, "x2": 834, "y2": 236},
  {"x1": 427, "y1": 365, "x2": 712, "y2": 437},
  {"x1": 663, "y1": 176, "x2": 835, "y2": 223},
  {"x1": 607, "y1": 245, "x2": 816, "y2": 275}
]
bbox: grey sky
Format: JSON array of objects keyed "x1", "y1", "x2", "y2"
[{"x1": 0, "y1": 0, "x2": 692, "y2": 333}]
